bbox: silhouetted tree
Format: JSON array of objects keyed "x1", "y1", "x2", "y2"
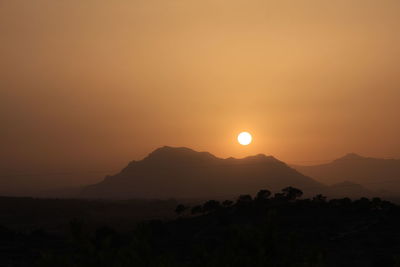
[
  {"x1": 175, "y1": 204, "x2": 187, "y2": 216},
  {"x1": 222, "y1": 200, "x2": 233, "y2": 207},
  {"x1": 372, "y1": 197, "x2": 383, "y2": 210},
  {"x1": 237, "y1": 194, "x2": 252, "y2": 203},
  {"x1": 312, "y1": 194, "x2": 327, "y2": 203},
  {"x1": 354, "y1": 197, "x2": 371, "y2": 210},
  {"x1": 273, "y1": 192, "x2": 285, "y2": 200},
  {"x1": 7, "y1": 190, "x2": 400, "y2": 267},
  {"x1": 203, "y1": 200, "x2": 221, "y2": 213},
  {"x1": 329, "y1": 197, "x2": 352, "y2": 207},
  {"x1": 255, "y1": 189, "x2": 271, "y2": 201},
  {"x1": 236, "y1": 195, "x2": 253, "y2": 208},
  {"x1": 281, "y1": 186, "x2": 303, "y2": 201},
  {"x1": 191, "y1": 205, "x2": 203, "y2": 215}
]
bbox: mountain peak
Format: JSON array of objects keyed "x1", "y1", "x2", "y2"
[
  {"x1": 144, "y1": 146, "x2": 217, "y2": 164},
  {"x1": 335, "y1": 153, "x2": 365, "y2": 162},
  {"x1": 242, "y1": 154, "x2": 282, "y2": 163},
  {"x1": 150, "y1": 146, "x2": 196, "y2": 155},
  {"x1": 144, "y1": 146, "x2": 285, "y2": 165},
  {"x1": 83, "y1": 146, "x2": 323, "y2": 199}
]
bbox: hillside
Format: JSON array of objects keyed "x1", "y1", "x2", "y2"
[
  {"x1": 83, "y1": 147, "x2": 324, "y2": 199},
  {"x1": 293, "y1": 153, "x2": 400, "y2": 194},
  {"x1": 2, "y1": 192, "x2": 399, "y2": 267}
]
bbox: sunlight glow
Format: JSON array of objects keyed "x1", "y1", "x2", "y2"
[{"x1": 238, "y1": 132, "x2": 252, "y2": 146}]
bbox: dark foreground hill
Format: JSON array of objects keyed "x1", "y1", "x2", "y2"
[
  {"x1": 2, "y1": 189, "x2": 400, "y2": 267},
  {"x1": 294, "y1": 153, "x2": 400, "y2": 194},
  {"x1": 83, "y1": 146, "x2": 324, "y2": 199}
]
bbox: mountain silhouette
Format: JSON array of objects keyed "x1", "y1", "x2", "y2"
[
  {"x1": 82, "y1": 146, "x2": 324, "y2": 199},
  {"x1": 329, "y1": 181, "x2": 372, "y2": 198},
  {"x1": 293, "y1": 153, "x2": 400, "y2": 194}
]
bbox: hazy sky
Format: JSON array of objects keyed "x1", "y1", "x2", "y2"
[{"x1": 1, "y1": 0, "x2": 400, "y2": 190}]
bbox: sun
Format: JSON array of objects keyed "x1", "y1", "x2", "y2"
[{"x1": 237, "y1": 132, "x2": 252, "y2": 146}]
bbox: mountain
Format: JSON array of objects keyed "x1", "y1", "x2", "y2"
[
  {"x1": 82, "y1": 146, "x2": 324, "y2": 199},
  {"x1": 329, "y1": 181, "x2": 373, "y2": 198},
  {"x1": 293, "y1": 153, "x2": 400, "y2": 193}
]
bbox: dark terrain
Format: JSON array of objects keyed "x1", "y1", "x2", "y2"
[
  {"x1": 2, "y1": 188, "x2": 400, "y2": 267},
  {"x1": 2, "y1": 148, "x2": 400, "y2": 266},
  {"x1": 293, "y1": 153, "x2": 400, "y2": 194},
  {"x1": 83, "y1": 147, "x2": 372, "y2": 199}
]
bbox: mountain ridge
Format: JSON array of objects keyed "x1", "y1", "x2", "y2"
[
  {"x1": 82, "y1": 146, "x2": 324, "y2": 199},
  {"x1": 293, "y1": 153, "x2": 400, "y2": 194}
]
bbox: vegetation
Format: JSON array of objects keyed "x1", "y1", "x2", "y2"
[{"x1": 1, "y1": 188, "x2": 400, "y2": 266}]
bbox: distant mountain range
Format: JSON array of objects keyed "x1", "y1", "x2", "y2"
[
  {"x1": 293, "y1": 153, "x2": 400, "y2": 194},
  {"x1": 83, "y1": 146, "x2": 325, "y2": 199}
]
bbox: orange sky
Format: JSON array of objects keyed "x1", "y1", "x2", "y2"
[{"x1": 1, "y1": 0, "x2": 400, "y2": 189}]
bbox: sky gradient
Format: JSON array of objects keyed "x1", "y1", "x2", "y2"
[{"x1": 1, "y1": 0, "x2": 400, "y2": 192}]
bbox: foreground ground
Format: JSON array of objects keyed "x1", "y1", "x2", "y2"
[{"x1": 1, "y1": 189, "x2": 400, "y2": 266}]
